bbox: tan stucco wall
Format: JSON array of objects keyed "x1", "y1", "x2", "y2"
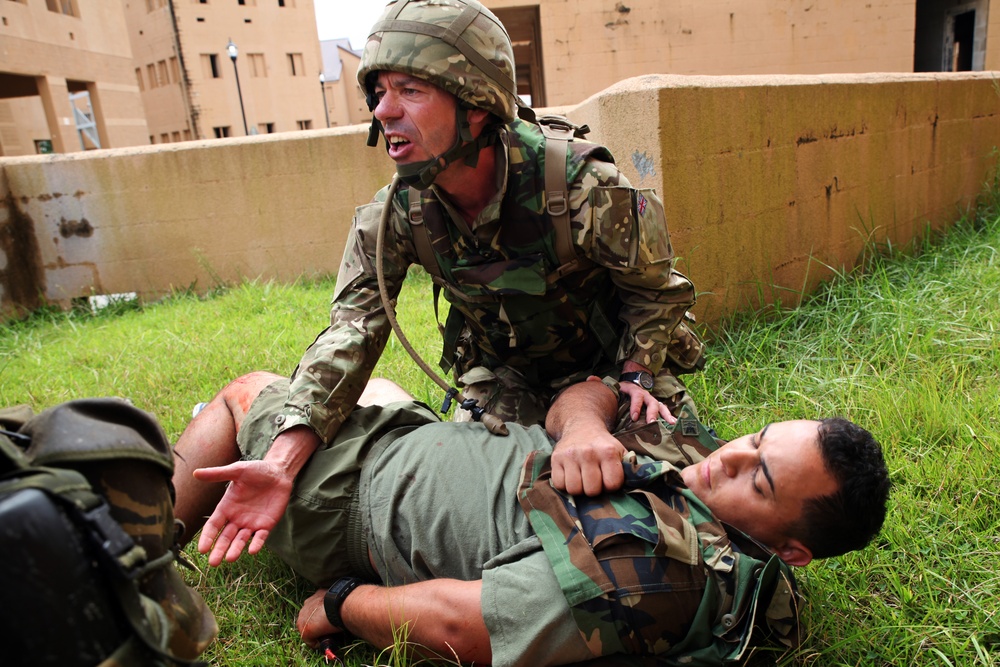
[
  {"x1": 1, "y1": 73, "x2": 998, "y2": 325},
  {"x1": 572, "y1": 72, "x2": 1000, "y2": 318},
  {"x1": 482, "y1": 0, "x2": 952, "y2": 107}
]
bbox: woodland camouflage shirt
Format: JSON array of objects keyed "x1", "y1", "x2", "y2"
[{"x1": 518, "y1": 410, "x2": 802, "y2": 665}]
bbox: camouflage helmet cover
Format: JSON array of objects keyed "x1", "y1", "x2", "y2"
[{"x1": 357, "y1": 0, "x2": 518, "y2": 123}]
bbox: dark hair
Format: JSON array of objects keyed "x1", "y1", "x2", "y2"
[{"x1": 789, "y1": 418, "x2": 891, "y2": 559}]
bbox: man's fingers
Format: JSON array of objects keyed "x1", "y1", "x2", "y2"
[
  {"x1": 248, "y1": 530, "x2": 269, "y2": 555},
  {"x1": 600, "y1": 457, "x2": 625, "y2": 493},
  {"x1": 192, "y1": 464, "x2": 237, "y2": 483},
  {"x1": 629, "y1": 391, "x2": 645, "y2": 422},
  {"x1": 658, "y1": 401, "x2": 677, "y2": 424},
  {"x1": 198, "y1": 514, "x2": 224, "y2": 555},
  {"x1": 562, "y1": 465, "x2": 584, "y2": 496}
]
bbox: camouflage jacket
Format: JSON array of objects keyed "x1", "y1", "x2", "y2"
[
  {"x1": 518, "y1": 411, "x2": 801, "y2": 665},
  {"x1": 279, "y1": 119, "x2": 700, "y2": 444}
]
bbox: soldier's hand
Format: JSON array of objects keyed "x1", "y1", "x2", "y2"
[
  {"x1": 297, "y1": 588, "x2": 343, "y2": 648},
  {"x1": 192, "y1": 459, "x2": 294, "y2": 567},
  {"x1": 551, "y1": 431, "x2": 627, "y2": 496},
  {"x1": 619, "y1": 381, "x2": 676, "y2": 425}
]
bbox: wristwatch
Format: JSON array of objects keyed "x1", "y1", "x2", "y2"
[
  {"x1": 619, "y1": 370, "x2": 654, "y2": 391},
  {"x1": 323, "y1": 576, "x2": 365, "y2": 631}
]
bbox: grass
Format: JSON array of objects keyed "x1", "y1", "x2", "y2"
[{"x1": 2, "y1": 183, "x2": 999, "y2": 666}]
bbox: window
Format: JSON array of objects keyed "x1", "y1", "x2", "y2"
[
  {"x1": 296, "y1": 120, "x2": 312, "y2": 130},
  {"x1": 202, "y1": 54, "x2": 221, "y2": 79},
  {"x1": 278, "y1": 0, "x2": 294, "y2": 6},
  {"x1": 149, "y1": 135, "x2": 155, "y2": 144},
  {"x1": 287, "y1": 52, "x2": 304, "y2": 76},
  {"x1": 213, "y1": 126, "x2": 231, "y2": 138},
  {"x1": 183, "y1": 129, "x2": 192, "y2": 141},
  {"x1": 45, "y1": 0, "x2": 77, "y2": 14},
  {"x1": 135, "y1": 68, "x2": 144, "y2": 91},
  {"x1": 169, "y1": 56, "x2": 180, "y2": 83},
  {"x1": 147, "y1": 63, "x2": 157, "y2": 88},
  {"x1": 258, "y1": 122, "x2": 275, "y2": 134},
  {"x1": 157, "y1": 60, "x2": 169, "y2": 86},
  {"x1": 248, "y1": 53, "x2": 267, "y2": 77},
  {"x1": 160, "y1": 133, "x2": 170, "y2": 143}
]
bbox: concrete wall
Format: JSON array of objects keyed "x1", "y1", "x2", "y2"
[
  {"x1": 1, "y1": 73, "x2": 998, "y2": 324},
  {"x1": 484, "y1": 0, "x2": 921, "y2": 107},
  {"x1": 573, "y1": 72, "x2": 1000, "y2": 318}
]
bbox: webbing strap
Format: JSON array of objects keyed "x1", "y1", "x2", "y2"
[
  {"x1": 540, "y1": 116, "x2": 578, "y2": 267},
  {"x1": 372, "y1": 2, "x2": 517, "y2": 100},
  {"x1": 407, "y1": 186, "x2": 442, "y2": 279}
]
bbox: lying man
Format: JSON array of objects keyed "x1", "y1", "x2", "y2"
[{"x1": 173, "y1": 372, "x2": 890, "y2": 666}]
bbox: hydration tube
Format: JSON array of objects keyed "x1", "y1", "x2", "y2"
[{"x1": 374, "y1": 175, "x2": 509, "y2": 436}]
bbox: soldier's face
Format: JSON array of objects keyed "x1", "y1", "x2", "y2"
[
  {"x1": 680, "y1": 420, "x2": 837, "y2": 558},
  {"x1": 372, "y1": 71, "x2": 459, "y2": 166}
]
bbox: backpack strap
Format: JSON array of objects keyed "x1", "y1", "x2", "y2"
[
  {"x1": 538, "y1": 114, "x2": 591, "y2": 268},
  {"x1": 406, "y1": 186, "x2": 443, "y2": 280}
]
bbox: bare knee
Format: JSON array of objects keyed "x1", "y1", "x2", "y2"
[
  {"x1": 216, "y1": 371, "x2": 283, "y2": 424},
  {"x1": 358, "y1": 378, "x2": 413, "y2": 407}
]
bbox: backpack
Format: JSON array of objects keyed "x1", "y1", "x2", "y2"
[{"x1": 0, "y1": 398, "x2": 217, "y2": 667}]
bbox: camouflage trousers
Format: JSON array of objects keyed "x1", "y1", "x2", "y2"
[{"x1": 452, "y1": 364, "x2": 698, "y2": 428}]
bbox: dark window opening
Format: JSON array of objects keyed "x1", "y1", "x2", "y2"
[{"x1": 951, "y1": 10, "x2": 975, "y2": 71}]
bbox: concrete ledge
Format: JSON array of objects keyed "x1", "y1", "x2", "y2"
[
  {"x1": 571, "y1": 71, "x2": 1000, "y2": 318},
  {"x1": 2, "y1": 72, "x2": 999, "y2": 323}
]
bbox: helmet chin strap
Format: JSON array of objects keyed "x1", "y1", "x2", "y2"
[{"x1": 368, "y1": 105, "x2": 499, "y2": 190}]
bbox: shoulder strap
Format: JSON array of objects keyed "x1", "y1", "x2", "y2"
[
  {"x1": 406, "y1": 186, "x2": 442, "y2": 280},
  {"x1": 538, "y1": 114, "x2": 591, "y2": 267}
]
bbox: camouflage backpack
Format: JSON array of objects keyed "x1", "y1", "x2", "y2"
[{"x1": 0, "y1": 399, "x2": 217, "y2": 667}]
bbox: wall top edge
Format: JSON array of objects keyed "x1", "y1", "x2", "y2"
[
  {"x1": 595, "y1": 71, "x2": 1000, "y2": 96},
  {"x1": 0, "y1": 124, "x2": 372, "y2": 167}
]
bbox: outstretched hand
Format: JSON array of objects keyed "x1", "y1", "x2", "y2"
[{"x1": 192, "y1": 459, "x2": 295, "y2": 566}]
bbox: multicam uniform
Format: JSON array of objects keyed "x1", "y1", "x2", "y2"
[{"x1": 275, "y1": 118, "x2": 704, "y2": 444}]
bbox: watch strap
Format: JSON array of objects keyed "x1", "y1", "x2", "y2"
[
  {"x1": 323, "y1": 576, "x2": 365, "y2": 631},
  {"x1": 619, "y1": 371, "x2": 654, "y2": 390}
]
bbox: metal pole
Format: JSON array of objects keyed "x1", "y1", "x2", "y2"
[
  {"x1": 319, "y1": 73, "x2": 330, "y2": 128},
  {"x1": 227, "y1": 39, "x2": 249, "y2": 136}
]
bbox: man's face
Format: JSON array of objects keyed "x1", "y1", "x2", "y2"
[
  {"x1": 680, "y1": 420, "x2": 837, "y2": 550},
  {"x1": 372, "y1": 71, "x2": 458, "y2": 166}
]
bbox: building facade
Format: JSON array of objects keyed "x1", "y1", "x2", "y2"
[
  {"x1": 319, "y1": 38, "x2": 368, "y2": 128},
  {"x1": 483, "y1": 0, "x2": 998, "y2": 107},
  {"x1": 0, "y1": 0, "x2": 150, "y2": 156},
  {"x1": 123, "y1": 0, "x2": 326, "y2": 144}
]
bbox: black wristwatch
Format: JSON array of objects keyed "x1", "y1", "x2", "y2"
[
  {"x1": 324, "y1": 576, "x2": 365, "y2": 631},
  {"x1": 619, "y1": 370, "x2": 654, "y2": 391}
]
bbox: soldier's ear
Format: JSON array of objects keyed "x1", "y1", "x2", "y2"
[
  {"x1": 466, "y1": 107, "x2": 490, "y2": 128},
  {"x1": 776, "y1": 539, "x2": 813, "y2": 567}
]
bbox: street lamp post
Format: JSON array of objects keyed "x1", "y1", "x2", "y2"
[
  {"x1": 319, "y1": 73, "x2": 330, "y2": 128},
  {"x1": 226, "y1": 38, "x2": 249, "y2": 136}
]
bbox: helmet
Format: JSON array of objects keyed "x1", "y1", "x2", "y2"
[
  {"x1": 357, "y1": 0, "x2": 518, "y2": 123},
  {"x1": 357, "y1": 0, "x2": 519, "y2": 189}
]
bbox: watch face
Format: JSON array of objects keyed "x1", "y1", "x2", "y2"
[{"x1": 622, "y1": 371, "x2": 654, "y2": 390}]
